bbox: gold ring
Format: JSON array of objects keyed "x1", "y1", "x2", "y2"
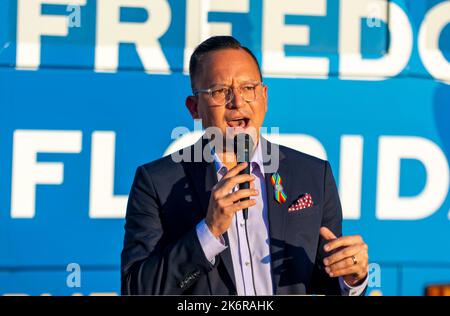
[{"x1": 351, "y1": 255, "x2": 357, "y2": 265}]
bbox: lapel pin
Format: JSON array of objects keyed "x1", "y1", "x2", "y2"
[{"x1": 271, "y1": 172, "x2": 287, "y2": 204}]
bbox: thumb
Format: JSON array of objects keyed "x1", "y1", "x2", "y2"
[{"x1": 320, "y1": 226, "x2": 337, "y2": 241}]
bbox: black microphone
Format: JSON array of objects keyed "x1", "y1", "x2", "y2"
[
  {"x1": 233, "y1": 133, "x2": 258, "y2": 295},
  {"x1": 233, "y1": 133, "x2": 254, "y2": 220}
]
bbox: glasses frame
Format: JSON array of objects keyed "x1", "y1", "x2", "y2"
[{"x1": 193, "y1": 82, "x2": 265, "y2": 106}]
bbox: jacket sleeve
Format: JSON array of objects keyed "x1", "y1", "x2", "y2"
[
  {"x1": 310, "y1": 161, "x2": 345, "y2": 295},
  {"x1": 120, "y1": 166, "x2": 217, "y2": 295}
]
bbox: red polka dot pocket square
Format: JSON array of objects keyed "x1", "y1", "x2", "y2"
[{"x1": 288, "y1": 193, "x2": 314, "y2": 212}]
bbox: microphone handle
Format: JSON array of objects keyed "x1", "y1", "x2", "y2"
[{"x1": 239, "y1": 162, "x2": 251, "y2": 220}]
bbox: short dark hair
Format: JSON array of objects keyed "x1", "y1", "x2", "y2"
[{"x1": 189, "y1": 36, "x2": 262, "y2": 91}]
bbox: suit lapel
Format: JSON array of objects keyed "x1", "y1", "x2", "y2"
[
  {"x1": 182, "y1": 138, "x2": 237, "y2": 291},
  {"x1": 183, "y1": 157, "x2": 217, "y2": 217},
  {"x1": 261, "y1": 138, "x2": 289, "y2": 294}
]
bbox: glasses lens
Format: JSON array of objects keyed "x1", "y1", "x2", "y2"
[
  {"x1": 211, "y1": 87, "x2": 231, "y2": 104},
  {"x1": 208, "y1": 83, "x2": 261, "y2": 105},
  {"x1": 241, "y1": 84, "x2": 257, "y2": 102}
]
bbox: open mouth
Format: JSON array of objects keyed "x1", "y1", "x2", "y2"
[{"x1": 226, "y1": 118, "x2": 250, "y2": 128}]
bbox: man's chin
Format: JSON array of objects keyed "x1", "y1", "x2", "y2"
[
  {"x1": 225, "y1": 125, "x2": 259, "y2": 145},
  {"x1": 203, "y1": 125, "x2": 259, "y2": 150},
  {"x1": 226, "y1": 126, "x2": 246, "y2": 136}
]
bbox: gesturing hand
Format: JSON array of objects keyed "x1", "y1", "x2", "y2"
[{"x1": 320, "y1": 227, "x2": 369, "y2": 286}]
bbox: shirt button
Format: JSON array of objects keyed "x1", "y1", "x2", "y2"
[
  {"x1": 240, "y1": 223, "x2": 245, "y2": 228},
  {"x1": 245, "y1": 261, "x2": 250, "y2": 266}
]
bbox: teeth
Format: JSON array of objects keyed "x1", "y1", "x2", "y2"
[{"x1": 228, "y1": 119, "x2": 246, "y2": 127}]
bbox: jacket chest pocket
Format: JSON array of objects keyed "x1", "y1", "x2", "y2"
[{"x1": 284, "y1": 205, "x2": 322, "y2": 245}]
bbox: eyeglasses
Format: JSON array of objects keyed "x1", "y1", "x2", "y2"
[{"x1": 193, "y1": 82, "x2": 265, "y2": 106}]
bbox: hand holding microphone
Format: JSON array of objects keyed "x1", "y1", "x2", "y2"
[{"x1": 205, "y1": 133, "x2": 256, "y2": 237}]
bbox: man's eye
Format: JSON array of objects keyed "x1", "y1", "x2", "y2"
[
  {"x1": 242, "y1": 85, "x2": 256, "y2": 91},
  {"x1": 212, "y1": 88, "x2": 227, "y2": 97}
]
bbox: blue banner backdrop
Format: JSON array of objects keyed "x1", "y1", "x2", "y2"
[{"x1": 0, "y1": 0, "x2": 449, "y2": 295}]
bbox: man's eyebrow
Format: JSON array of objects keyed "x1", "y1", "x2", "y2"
[
  {"x1": 208, "y1": 79, "x2": 260, "y2": 87},
  {"x1": 208, "y1": 82, "x2": 229, "y2": 87},
  {"x1": 239, "y1": 79, "x2": 260, "y2": 84}
]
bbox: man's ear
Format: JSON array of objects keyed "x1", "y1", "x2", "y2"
[
  {"x1": 186, "y1": 96, "x2": 200, "y2": 119},
  {"x1": 262, "y1": 84, "x2": 268, "y2": 113}
]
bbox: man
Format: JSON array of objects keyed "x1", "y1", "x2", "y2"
[{"x1": 121, "y1": 36, "x2": 369, "y2": 295}]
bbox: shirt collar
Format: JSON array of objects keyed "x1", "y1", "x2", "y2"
[{"x1": 212, "y1": 138, "x2": 265, "y2": 177}]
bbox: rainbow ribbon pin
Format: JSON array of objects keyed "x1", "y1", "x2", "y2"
[{"x1": 270, "y1": 172, "x2": 287, "y2": 204}]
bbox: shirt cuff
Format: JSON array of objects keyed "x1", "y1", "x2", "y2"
[
  {"x1": 339, "y1": 274, "x2": 369, "y2": 296},
  {"x1": 196, "y1": 219, "x2": 227, "y2": 264}
]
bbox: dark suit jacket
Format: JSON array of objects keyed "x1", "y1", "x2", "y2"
[{"x1": 121, "y1": 137, "x2": 350, "y2": 295}]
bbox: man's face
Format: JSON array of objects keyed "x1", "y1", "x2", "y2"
[{"x1": 186, "y1": 48, "x2": 268, "y2": 145}]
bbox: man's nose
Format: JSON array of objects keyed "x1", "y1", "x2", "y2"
[{"x1": 227, "y1": 87, "x2": 245, "y2": 109}]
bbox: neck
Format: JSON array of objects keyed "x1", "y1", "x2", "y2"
[
  {"x1": 216, "y1": 151, "x2": 237, "y2": 170},
  {"x1": 214, "y1": 135, "x2": 260, "y2": 170}
]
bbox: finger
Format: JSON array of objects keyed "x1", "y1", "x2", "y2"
[
  {"x1": 222, "y1": 188, "x2": 259, "y2": 204},
  {"x1": 323, "y1": 244, "x2": 362, "y2": 266},
  {"x1": 327, "y1": 265, "x2": 360, "y2": 278},
  {"x1": 320, "y1": 227, "x2": 337, "y2": 241},
  {"x1": 326, "y1": 252, "x2": 369, "y2": 276},
  {"x1": 324, "y1": 235, "x2": 363, "y2": 252},
  {"x1": 329, "y1": 263, "x2": 368, "y2": 279},
  {"x1": 213, "y1": 173, "x2": 255, "y2": 198},
  {"x1": 222, "y1": 162, "x2": 248, "y2": 179},
  {"x1": 326, "y1": 256, "x2": 357, "y2": 274},
  {"x1": 218, "y1": 174, "x2": 255, "y2": 194},
  {"x1": 224, "y1": 199, "x2": 257, "y2": 214}
]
